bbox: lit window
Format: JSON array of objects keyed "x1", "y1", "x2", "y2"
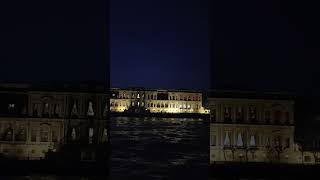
[
  {"x1": 137, "y1": 94, "x2": 140, "y2": 98},
  {"x1": 249, "y1": 135, "x2": 256, "y2": 147},
  {"x1": 8, "y1": 103, "x2": 15, "y2": 112},
  {"x1": 236, "y1": 133, "x2": 243, "y2": 147},
  {"x1": 224, "y1": 132, "x2": 230, "y2": 146}
]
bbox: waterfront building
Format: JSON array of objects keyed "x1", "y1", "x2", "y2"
[
  {"x1": 110, "y1": 88, "x2": 209, "y2": 114},
  {"x1": 0, "y1": 83, "x2": 109, "y2": 161},
  {"x1": 209, "y1": 90, "x2": 320, "y2": 165}
]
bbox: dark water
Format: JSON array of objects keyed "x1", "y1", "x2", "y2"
[{"x1": 109, "y1": 117, "x2": 209, "y2": 180}]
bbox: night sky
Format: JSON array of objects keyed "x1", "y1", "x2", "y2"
[
  {"x1": 110, "y1": 0, "x2": 209, "y2": 90},
  {"x1": 210, "y1": 0, "x2": 320, "y2": 95},
  {"x1": 0, "y1": 0, "x2": 108, "y2": 85},
  {"x1": 1, "y1": 0, "x2": 320, "y2": 94}
]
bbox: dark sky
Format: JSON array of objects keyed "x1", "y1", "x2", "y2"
[
  {"x1": 0, "y1": 0, "x2": 108, "y2": 85},
  {"x1": 1, "y1": 0, "x2": 320, "y2": 94},
  {"x1": 210, "y1": 0, "x2": 320, "y2": 95},
  {"x1": 110, "y1": 0, "x2": 209, "y2": 90}
]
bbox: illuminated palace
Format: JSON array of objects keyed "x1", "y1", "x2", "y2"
[
  {"x1": 110, "y1": 88, "x2": 209, "y2": 114},
  {"x1": 209, "y1": 90, "x2": 320, "y2": 165},
  {"x1": 0, "y1": 83, "x2": 109, "y2": 161}
]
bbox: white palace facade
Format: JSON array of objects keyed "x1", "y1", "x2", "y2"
[
  {"x1": 110, "y1": 88, "x2": 209, "y2": 114},
  {"x1": 209, "y1": 90, "x2": 320, "y2": 165}
]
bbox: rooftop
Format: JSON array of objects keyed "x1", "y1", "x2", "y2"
[{"x1": 111, "y1": 87, "x2": 202, "y2": 93}]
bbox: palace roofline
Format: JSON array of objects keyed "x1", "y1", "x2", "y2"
[{"x1": 110, "y1": 87, "x2": 202, "y2": 93}]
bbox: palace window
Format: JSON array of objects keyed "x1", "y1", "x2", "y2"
[
  {"x1": 33, "y1": 104, "x2": 39, "y2": 117},
  {"x1": 285, "y1": 138, "x2": 290, "y2": 148},
  {"x1": 265, "y1": 111, "x2": 271, "y2": 124},
  {"x1": 249, "y1": 106, "x2": 257, "y2": 122},
  {"x1": 54, "y1": 104, "x2": 60, "y2": 117},
  {"x1": 236, "y1": 133, "x2": 244, "y2": 147},
  {"x1": 3, "y1": 126, "x2": 13, "y2": 141},
  {"x1": 211, "y1": 134, "x2": 216, "y2": 146},
  {"x1": 15, "y1": 126, "x2": 26, "y2": 141},
  {"x1": 210, "y1": 109, "x2": 216, "y2": 122},
  {"x1": 274, "y1": 110, "x2": 281, "y2": 124},
  {"x1": 236, "y1": 107, "x2": 244, "y2": 123},
  {"x1": 285, "y1": 112, "x2": 290, "y2": 124},
  {"x1": 40, "y1": 126, "x2": 49, "y2": 142},
  {"x1": 8, "y1": 103, "x2": 15, "y2": 111},
  {"x1": 224, "y1": 107, "x2": 232, "y2": 122},
  {"x1": 224, "y1": 132, "x2": 231, "y2": 147},
  {"x1": 52, "y1": 130, "x2": 58, "y2": 142},
  {"x1": 31, "y1": 128, "x2": 37, "y2": 142},
  {"x1": 249, "y1": 135, "x2": 256, "y2": 147}
]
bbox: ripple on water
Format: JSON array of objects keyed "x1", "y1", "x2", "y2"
[{"x1": 110, "y1": 117, "x2": 209, "y2": 180}]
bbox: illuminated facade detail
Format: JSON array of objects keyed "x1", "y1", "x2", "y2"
[
  {"x1": 208, "y1": 91, "x2": 317, "y2": 164},
  {"x1": 209, "y1": 92, "x2": 300, "y2": 163},
  {"x1": 0, "y1": 83, "x2": 109, "y2": 160},
  {"x1": 110, "y1": 88, "x2": 210, "y2": 114}
]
